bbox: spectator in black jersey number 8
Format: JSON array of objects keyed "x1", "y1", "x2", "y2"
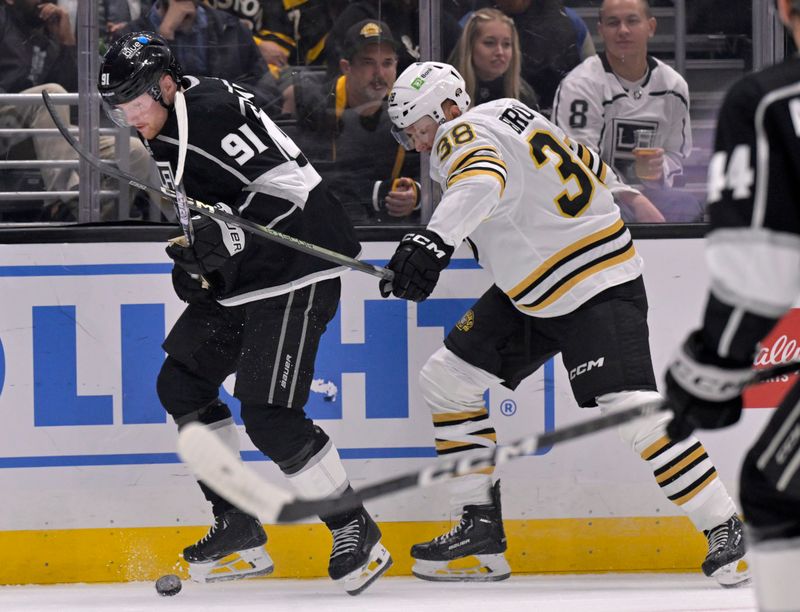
[{"x1": 97, "y1": 31, "x2": 392, "y2": 595}]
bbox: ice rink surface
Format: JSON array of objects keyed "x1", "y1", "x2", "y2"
[{"x1": 0, "y1": 574, "x2": 757, "y2": 612}]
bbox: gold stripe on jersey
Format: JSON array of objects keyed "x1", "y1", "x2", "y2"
[
  {"x1": 433, "y1": 408, "x2": 489, "y2": 426},
  {"x1": 575, "y1": 142, "x2": 609, "y2": 185},
  {"x1": 446, "y1": 146, "x2": 507, "y2": 195},
  {"x1": 507, "y1": 219, "x2": 628, "y2": 302},
  {"x1": 668, "y1": 469, "x2": 718, "y2": 505},
  {"x1": 435, "y1": 429, "x2": 497, "y2": 455},
  {"x1": 517, "y1": 243, "x2": 637, "y2": 312},
  {"x1": 654, "y1": 445, "x2": 708, "y2": 485},
  {"x1": 641, "y1": 436, "x2": 673, "y2": 461}
]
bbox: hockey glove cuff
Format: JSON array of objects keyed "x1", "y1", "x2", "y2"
[
  {"x1": 379, "y1": 230, "x2": 453, "y2": 302},
  {"x1": 665, "y1": 330, "x2": 752, "y2": 442},
  {"x1": 171, "y1": 266, "x2": 213, "y2": 304},
  {"x1": 165, "y1": 203, "x2": 246, "y2": 275}
]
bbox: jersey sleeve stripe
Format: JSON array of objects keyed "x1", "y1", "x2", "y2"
[
  {"x1": 451, "y1": 145, "x2": 501, "y2": 171},
  {"x1": 507, "y1": 219, "x2": 626, "y2": 300},
  {"x1": 447, "y1": 167, "x2": 507, "y2": 194}
]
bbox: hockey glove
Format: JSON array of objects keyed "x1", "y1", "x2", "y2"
[
  {"x1": 373, "y1": 178, "x2": 421, "y2": 217},
  {"x1": 165, "y1": 203, "x2": 246, "y2": 276},
  {"x1": 379, "y1": 230, "x2": 453, "y2": 302},
  {"x1": 171, "y1": 266, "x2": 213, "y2": 304},
  {"x1": 664, "y1": 330, "x2": 753, "y2": 442}
]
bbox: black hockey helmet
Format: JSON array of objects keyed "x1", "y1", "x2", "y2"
[{"x1": 98, "y1": 31, "x2": 183, "y2": 107}]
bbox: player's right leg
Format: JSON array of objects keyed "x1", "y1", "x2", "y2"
[
  {"x1": 411, "y1": 345, "x2": 511, "y2": 582},
  {"x1": 739, "y1": 382, "x2": 800, "y2": 611},
  {"x1": 157, "y1": 303, "x2": 274, "y2": 583},
  {"x1": 410, "y1": 286, "x2": 554, "y2": 582},
  {"x1": 235, "y1": 280, "x2": 391, "y2": 595}
]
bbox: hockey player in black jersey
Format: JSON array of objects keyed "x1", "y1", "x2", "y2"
[
  {"x1": 97, "y1": 31, "x2": 391, "y2": 595},
  {"x1": 665, "y1": 1, "x2": 800, "y2": 608}
]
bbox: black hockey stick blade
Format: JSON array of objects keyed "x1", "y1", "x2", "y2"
[
  {"x1": 40, "y1": 91, "x2": 393, "y2": 282},
  {"x1": 178, "y1": 360, "x2": 800, "y2": 524}
]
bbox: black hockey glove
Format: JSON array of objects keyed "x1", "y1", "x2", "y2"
[
  {"x1": 664, "y1": 330, "x2": 753, "y2": 442},
  {"x1": 171, "y1": 266, "x2": 213, "y2": 304},
  {"x1": 165, "y1": 204, "x2": 246, "y2": 276},
  {"x1": 379, "y1": 230, "x2": 453, "y2": 302}
]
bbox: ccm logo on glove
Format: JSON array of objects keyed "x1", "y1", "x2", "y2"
[{"x1": 402, "y1": 232, "x2": 450, "y2": 259}]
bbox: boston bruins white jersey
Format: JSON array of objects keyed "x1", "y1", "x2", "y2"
[
  {"x1": 553, "y1": 54, "x2": 691, "y2": 188},
  {"x1": 428, "y1": 98, "x2": 643, "y2": 318}
]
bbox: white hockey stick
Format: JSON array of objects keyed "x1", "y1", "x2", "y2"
[
  {"x1": 172, "y1": 88, "x2": 194, "y2": 244},
  {"x1": 177, "y1": 360, "x2": 800, "y2": 523},
  {"x1": 41, "y1": 91, "x2": 392, "y2": 282}
]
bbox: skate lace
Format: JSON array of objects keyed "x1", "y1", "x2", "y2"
[
  {"x1": 435, "y1": 515, "x2": 469, "y2": 544},
  {"x1": 706, "y1": 523, "x2": 729, "y2": 555},
  {"x1": 330, "y1": 518, "x2": 361, "y2": 559},
  {"x1": 198, "y1": 517, "x2": 223, "y2": 546}
]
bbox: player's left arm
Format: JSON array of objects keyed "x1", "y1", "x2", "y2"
[{"x1": 379, "y1": 121, "x2": 506, "y2": 302}]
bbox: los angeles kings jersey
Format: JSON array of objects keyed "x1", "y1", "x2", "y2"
[
  {"x1": 428, "y1": 98, "x2": 643, "y2": 318},
  {"x1": 553, "y1": 54, "x2": 691, "y2": 188},
  {"x1": 145, "y1": 76, "x2": 360, "y2": 306},
  {"x1": 697, "y1": 55, "x2": 800, "y2": 363}
]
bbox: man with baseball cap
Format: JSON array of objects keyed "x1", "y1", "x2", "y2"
[{"x1": 281, "y1": 19, "x2": 420, "y2": 224}]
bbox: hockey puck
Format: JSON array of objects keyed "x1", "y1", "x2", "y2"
[{"x1": 155, "y1": 573, "x2": 182, "y2": 596}]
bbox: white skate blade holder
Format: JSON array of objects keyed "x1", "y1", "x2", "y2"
[
  {"x1": 413, "y1": 554, "x2": 511, "y2": 582},
  {"x1": 187, "y1": 544, "x2": 275, "y2": 584},
  {"x1": 177, "y1": 423, "x2": 294, "y2": 524},
  {"x1": 710, "y1": 554, "x2": 752, "y2": 589},
  {"x1": 336, "y1": 540, "x2": 393, "y2": 596}
]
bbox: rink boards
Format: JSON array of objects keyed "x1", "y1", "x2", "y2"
[{"x1": 0, "y1": 239, "x2": 790, "y2": 584}]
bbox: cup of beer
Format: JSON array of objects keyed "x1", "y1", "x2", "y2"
[{"x1": 633, "y1": 129, "x2": 662, "y2": 181}]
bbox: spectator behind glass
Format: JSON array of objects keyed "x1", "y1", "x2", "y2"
[
  {"x1": 449, "y1": 8, "x2": 539, "y2": 109},
  {"x1": 326, "y1": 0, "x2": 462, "y2": 76},
  {"x1": 553, "y1": 0, "x2": 703, "y2": 223},
  {"x1": 495, "y1": 0, "x2": 595, "y2": 116},
  {"x1": 282, "y1": 19, "x2": 420, "y2": 225},
  {"x1": 118, "y1": 0, "x2": 281, "y2": 115},
  {"x1": 0, "y1": 0, "x2": 152, "y2": 221},
  {"x1": 102, "y1": 0, "x2": 153, "y2": 41},
  {"x1": 255, "y1": 0, "x2": 347, "y2": 69}
]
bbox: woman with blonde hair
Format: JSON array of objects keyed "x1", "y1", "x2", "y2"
[{"x1": 449, "y1": 8, "x2": 539, "y2": 110}]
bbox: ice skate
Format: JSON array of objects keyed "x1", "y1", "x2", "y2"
[
  {"x1": 328, "y1": 508, "x2": 392, "y2": 595},
  {"x1": 702, "y1": 515, "x2": 751, "y2": 588},
  {"x1": 411, "y1": 480, "x2": 511, "y2": 582},
  {"x1": 182, "y1": 508, "x2": 274, "y2": 583}
]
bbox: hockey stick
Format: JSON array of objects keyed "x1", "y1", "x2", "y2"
[
  {"x1": 41, "y1": 91, "x2": 393, "y2": 282},
  {"x1": 171, "y1": 89, "x2": 194, "y2": 244},
  {"x1": 177, "y1": 360, "x2": 800, "y2": 524}
]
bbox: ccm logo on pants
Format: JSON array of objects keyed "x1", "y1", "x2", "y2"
[{"x1": 569, "y1": 357, "x2": 605, "y2": 380}]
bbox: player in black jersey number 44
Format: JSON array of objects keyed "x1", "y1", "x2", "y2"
[
  {"x1": 664, "y1": 1, "x2": 800, "y2": 609},
  {"x1": 97, "y1": 31, "x2": 391, "y2": 595}
]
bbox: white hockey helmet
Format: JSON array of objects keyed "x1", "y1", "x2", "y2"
[{"x1": 388, "y1": 62, "x2": 471, "y2": 146}]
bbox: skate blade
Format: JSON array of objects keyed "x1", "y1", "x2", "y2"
[
  {"x1": 188, "y1": 545, "x2": 274, "y2": 583},
  {"x1": 412, "y1": 553, "x2": 511, "y2": 582},
  {"x1": 336, "y1": 541, "x2": 393, "y2": 596},
  {"x1": 711, "y1": 556, "x2": 752, "y2": 589}
]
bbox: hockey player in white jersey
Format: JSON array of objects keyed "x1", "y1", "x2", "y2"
[{"x1": 382, "y1": 61, "x2": 748, "y2": 586}]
